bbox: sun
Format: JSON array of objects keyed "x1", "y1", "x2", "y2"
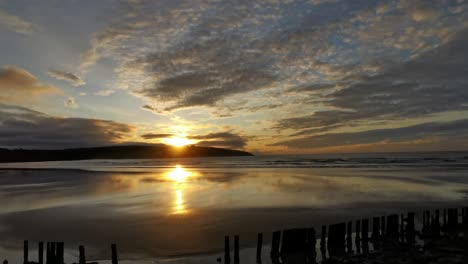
[{"x1": 164, "y1": 137, "x2": 195, "y2": 147}]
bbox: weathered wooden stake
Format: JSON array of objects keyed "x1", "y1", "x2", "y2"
[
  {"x1": 270, "y1": 231, "x2": 280, "y2": 257},
  {"x1": 23, "y1": 240, "x2": 28, "y2": 264},
  {"x1": 39, "y1": 242, "x2": 44, "y2": 264},
  {"x1": 256, "y1": 233, "x2": 262, "y2": 263},
  {"x1": 57, "y1": 242, "x2": 64, "y2": 264},
  {"x1": 234, "y1": 235, "x2": 239, "y2": 263},
  {"x1": 400, "y1": 214, "x2": 405, "y2": 242},
  {"x1": 79, "y1": 245, "x2": 86, "y2": 264},
  {"x1": 46, "y1": 242, "x2": 50, "y2": 264},
  {"x1": 406, "y1": 212, "x2": 415, "y2": 244},
  {"x1": 381, "y1": 216, "x2": 386, "y2": 236},
  {"x1": 111, "y1": 244, "x2": 118, "y2": 264},
  {"x1": 371, "y1": 217, "x2": 380, "y2": 241},
  {"x1": 50, "y1": 242, "x2": 56, "y2": 264},
  {"x1": 361, "y1": 219, "x2": 369, "y2": 241},
  {"x1": 224, "y1": 236, "x2": 230, "y2": 264},
  {"x1": 362, "y1": 219, "x2": 369, "y2": 254},
  {"x1": 320, "y1": 225, "x2": 326, "y2": 248},
  {"x1": 346, "y1": 222, "x2": 352, "y2": 254}
]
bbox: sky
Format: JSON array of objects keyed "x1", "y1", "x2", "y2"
[{"x1": 0, "y1": 0, "x2": 468, "y2": 154}]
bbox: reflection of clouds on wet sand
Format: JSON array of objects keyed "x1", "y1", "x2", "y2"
[{"x1": 1, "y1": 165, "x2": 468, "y2": 259}]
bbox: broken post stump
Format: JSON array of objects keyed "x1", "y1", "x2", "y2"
[
  {"x1": 224, "y1": 236, "x2": 230, "y2": 264},
  {"x1": 270, "y1": 231, "x2": 280, "y2": 258},
  {"x1": 39, "y1": 242, "x2": 44, "y2": 264},
  {"x1": 111, "y1": 244, "x2": 118, "y2": 264},
  {"x1": 255, "y1": 233, "x2": 261, "y2": 263},
  {"x1": 23, "y1": 240, "x2": 28, "y2": 264},
  {"x1": 234, "y1": 235, "x2": 239, "y2": 264},
  {"x1": 79, "y1": 245, "x2": 86, "y2": 264}
]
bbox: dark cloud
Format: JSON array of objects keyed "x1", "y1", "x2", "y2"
[
  {"x1": 140, "y1": 133, "x2": 174, "y2": 139},
  {"x1": 271, "y1": 119, "x2": 468, "y2": 149},
  {"x1": 0, "y1": 66, "x2": 61, "y2": 103},
  {"x1": 276, "y1": 28, "x2": 468, "y2": 132},
  {"x1": 189, "y1": 132, "x2": 247, "y2": 149},
  {"x1": 47, "y1": 70, "x2": 85, "y2": 86},
  {"x1": 0, "y1": 104, "x2": 135, "y2": 149}
]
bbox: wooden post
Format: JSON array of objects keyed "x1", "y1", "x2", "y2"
[
  {"x1": 381, "y1": 216, "x2": 386, "y2": 236},
  {"x1": 462, "y1": 207, "x2": 468, "y2": 228},
  {"x1": 361, "y1": 219, "x2": 369, "y2": 241},
  {"x1": 46, "y1": 242, "x2": 50, "y2": 264},
  {"x1": 306, "y1": 228, "x2": 316, "y2": 263},
  {"x1": 400, "y1": 214, "x2": 405, "y2": 242},
  {"x1": 355, "y1": 220, "x2": 361, "y2": 254},
  {"x1": 346, "y1": 222, "x2": 352, "y2": 254},
  {"x1": 362, "y1": 219, "x2": 369, "y2": 254},
  {"x1": 23, "y1": 240, "x2": 28, "y2": 264},
  {"x1": 224, "y1": 236, "x2": 230, "y2": 264},
  {"x1": 270, "y1": 231, "x2": 280, "y2": 257},
  {"x1": 406, "y1": 212, "x2": 415, "y2": 244},
  {"x1": 371, "y1": 217, "x2": 380, "y2": 241},
  {"x1": 50, "y1": 242, "x2": 56, "y2": 264},
  {"x1": 320, "y1": 225, "x2": 326, "y2": 250},
  {"x1": 111, "y1": 244, "x2": 118, "y2": 264},
  {"x1": 443, "y1": 209, "x2": 447, "y2": 228},
  {"x1": 57, "y1": 242, "x2": 64, "y2": 264},
  {"x1": 79, "y1": 245, "x2": 86, "y2": 264},
  {"x1": 255, "y1": 233, "x2": 262, "y2": 263},
  {"x1": 234, "y1": 235, "x2": 239, "y2": 263},
  {"x1": 38, "y1": 242, "x2": 44, "y2": 264}
]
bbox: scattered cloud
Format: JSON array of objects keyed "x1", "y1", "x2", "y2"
[
  {"x1": 65, "y1": 97, "x2": 78, "y2": 108},
  {"x1": 0, "y1": 66, "x2": 61, "y2": 104},
  {"x1": 189, "y1": 132, "x2": 248, "y2": 149},
  {"x1": 140, "y1": 133, "x2": 174, "y2": 139},
  {"x1": 0, "y1": 104, "x2": 135, "y2": 149},
  {"x1": 95, "y1": 89, "x2": 115, "y2": 96},
  {"x1": 0, "y1": 9, "x2": 36, "y2": 34},
  {"x1": 48, "y1": 70, "x2": 85, "y2": 86},
  {"x1": 270, "y1": 119, "x2": 468, "y2": 151},
  {"x1": 275, "y1": 28, "x2": 468, "y2": 132}
]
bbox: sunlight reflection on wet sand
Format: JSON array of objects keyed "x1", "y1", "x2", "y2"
[{"x1": 1, "y1": 164, "x2": 468, "y2": 260}]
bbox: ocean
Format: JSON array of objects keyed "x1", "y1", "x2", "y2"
[{"x1": 1, "y1": 152, "x2": 468, "y2": 263}]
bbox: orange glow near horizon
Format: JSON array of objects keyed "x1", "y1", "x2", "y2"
[{"x1": 163, "y1": 137, "x2": 196, "y2": 147}]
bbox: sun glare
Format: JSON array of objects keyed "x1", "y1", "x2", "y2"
[
  {"x1": 167, "y1": 164, "x2": 191, "y2": 182},
  {"x1": 164, "y1": 137, "x2": 195, "y2": 147}
]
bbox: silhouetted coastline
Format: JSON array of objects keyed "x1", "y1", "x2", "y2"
[{"x1": 0, "y1": 145, "x2": 253, "y2": 163}]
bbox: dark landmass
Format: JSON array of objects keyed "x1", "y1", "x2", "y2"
[{"x1": 0, "y1": 145, "x2": 253, "y2": 163}]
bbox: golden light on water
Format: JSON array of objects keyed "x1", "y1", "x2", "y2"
[
  {"x1": 174, "y1": 189, "x2": 187, "y2": 214},
  {"x1": 167, "y1": 164, "x2": 191, "y2": 182},
  {"x1": 166, "y1": 165, "x2": 193, "y2": 214}
]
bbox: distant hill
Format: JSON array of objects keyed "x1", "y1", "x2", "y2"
[{"x1": 0, "y1": 145, "x2": 253, "y2": 163}]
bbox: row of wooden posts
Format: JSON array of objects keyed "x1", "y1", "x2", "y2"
[
  {"x1": 22, "y1": 242, "x2": 118, "y2": 264},
  {"x1": 222, "y1": 207, "x2": 468, "y2": 263}
]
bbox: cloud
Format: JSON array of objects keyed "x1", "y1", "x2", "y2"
[
  {"x1": 0, "y1": 66, "x2": 61, "y2": 104},
  {"x1": 189, "y1": 132, "x2": 248, "y2": 149},
  {"x1": 65, "y1": 97, "x2": 78, "y2": 108},
  {"x1": 139, "y1": 131, "x2": 248, "y2": 149},
  {"x1": 0, "y1": 104, "x2": 135, "y2": 149},
  {"x1": 398, "y1": 0, "x2": 441, "y2": 22},
  {"x1": 48, "y1": 70, "x2": 85, "y2": 86},
  {"x1": 140, "y1": 133, "x2": 174, "y2": 139},
  {"x1": 0, "y1": 9, "x2": 36, "y2": 34},
  {"x1": 95, "y1": 89, "x2": 115, "y2": 96},
  {"x1": 275, "y1": 28, "x2": 468, "y2": 132},
  {"x1": 270, "y1": 119, "x2": 468, "y2": 150}
]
